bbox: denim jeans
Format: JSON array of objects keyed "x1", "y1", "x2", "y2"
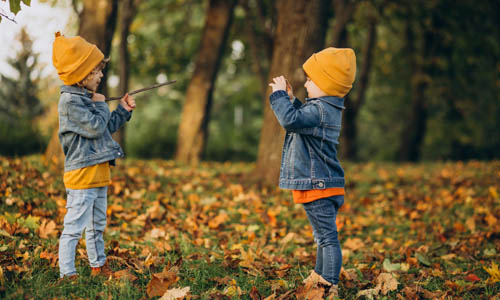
[
  {"x1": 59, "y1": 187, "x2": 108, "y2": 278},
  {"x1": 303, "y1": 195, "x2": 344, "y2": 285}
]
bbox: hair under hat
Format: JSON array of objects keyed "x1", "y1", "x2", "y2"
[
  {"x1": 52, "y1": 32, "x2": 104, "y2": 86},
  {"x1": 303, "y1": 47, "x2": 356, "y2": 97}
]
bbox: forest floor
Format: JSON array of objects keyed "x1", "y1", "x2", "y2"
[{"x1": 0, "y1": 155, "x2": 499, "y2": 299}]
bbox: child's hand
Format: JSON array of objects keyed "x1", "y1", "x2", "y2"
[
  {"x1": 92, "y1": 92, "x2": 105, "y2": 102},
  {"x1": 120, "y1": 94, "x2": 136, "y2": 112},
  {"x1": 269, "y1": 76, "x2": 288, "y2": 93}
]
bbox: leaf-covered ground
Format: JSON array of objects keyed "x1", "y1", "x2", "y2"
[{"x1": 0, "y1": 156, "x2": 499, "y2": 299}]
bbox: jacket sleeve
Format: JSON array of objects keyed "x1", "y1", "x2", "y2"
[
  {"x1": 269, "y1": 90, "x2": 321, "y2": 130},
  {"x1": 108, "y1": 104, "x2": 132, "y2": 134},
  {"x1": 66, "y1": 97, "x2": 111, "y2": 139}
]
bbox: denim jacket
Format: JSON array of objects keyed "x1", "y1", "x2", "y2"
[
  {"x1": 269, "y1": 90, "x2": 345, "y2": 190},
  {"x1": 58, "y1": 85, "x2": 132, "y2": 172}
]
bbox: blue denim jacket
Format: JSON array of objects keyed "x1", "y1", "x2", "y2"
[
  {"x1": 58, "y1": 85, "x2": 132, "y2": 172},
  {"x1": 269, "y1": 90, "x2": 345, "y2": 190}
]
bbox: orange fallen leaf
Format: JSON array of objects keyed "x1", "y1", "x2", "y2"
[
  {"x1": 38, "y1": 220, "x2": 57, "y2": 239},
  {"x1": 295, "y1": 284, "x2": 324, "y2": 300},
  {"x1": 249, "y1": 286, "x2": 262, "y2": 300},
  {"x1": 114, "y1": 269, "x2": 138, "y2": 281},
  {"x1": 146, "y1": 270, "x2": 179, "y2": 297},
  {"x1": 465, "y1": 273, "x2": 481, "y2": 282},
  {"x1": 208, "y1": 212, "x2": 229, "y2": 229}
]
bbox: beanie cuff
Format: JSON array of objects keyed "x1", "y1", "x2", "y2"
[
  {"x1": 62, "y1": 46, "x2": 104, "y2": 85},
  {"x1": 303, "y1": 56, "x2": 351, "y2": 97}
]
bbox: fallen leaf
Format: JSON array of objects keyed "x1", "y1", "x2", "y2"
[
  {"x1": 383, "y1": 258, "x2": 401, "y2": 272},
  {"x1": 147, "y1": 270, "x2": 179, "y2": 297},
  {"x1": 344, "y1": 238, "x2": 365, "y2": 251},
  {"x1": 159, "y1": 286, "x2": 190, "y2": 300},
  {"x1": 465, "y1": 273, "x2": 481, "y2": 282},
  {"x1": 415, "y1": 252, "x2": 431, "y2": 267},
  {"x1": 377, "y1": 272, "x2": 399, "y2": 295},
  {"x1": 208, "y1": 212, "x2": 229, "y2": 229},
  {"x1": 249, "y1": 286, "x2": 262, "y2": 300},
  {"x1": 295, "y1": 284, "x2": 324, "y2": 300},
  {"x1": 114, "y1": 269, "x2": 138, "y2": 281},
  {"x1": 484, "y1": 262, "x2": 500, "y2": 283},
  {"x1": 38, "y1": 220, "x2": 57, "y2": 239}
]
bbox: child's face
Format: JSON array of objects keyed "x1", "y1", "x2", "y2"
[
  {"x1": 79, "y1": 61, "x2": 106, "y2": 92},
  {"x1": 304, "y1": 77, "x2": 327, "y2": 98},
  {"x1": 82, "y1": 67, "x2": 103, "y2": 92}
]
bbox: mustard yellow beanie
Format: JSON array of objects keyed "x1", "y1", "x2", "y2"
[
  {"x1": 52, "y1": 32, "x2": 104, "y2": 85},
  {"x1": 303, "y1": 47, "x2": 356, "y2": 97}
]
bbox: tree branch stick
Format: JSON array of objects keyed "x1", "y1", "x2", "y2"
[{"x1": 105, "y1": 80, "x2": 176, "y2": 101}]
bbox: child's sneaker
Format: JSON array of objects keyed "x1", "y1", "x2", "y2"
[
  {"x1": 91, "y1": 262, "x2": 113, "y2": 277},
  {"x1": 58, "y1": 274, "x2": 78, "y2": 283},
  {"x1": 303, "y1": 270, "x2": 321, "y2": 285},
  {"x1": 324, "y1": 284, "x2": 339, "y2": 300}
]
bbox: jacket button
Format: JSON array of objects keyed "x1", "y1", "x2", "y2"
[
  {"x1": 117, "y1": 152, "x2": 121, "y2": 155},
  {"x1": 318, "y1": 182, "x2": 324, "y2": 188}
]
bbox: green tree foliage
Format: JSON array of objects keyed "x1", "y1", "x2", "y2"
[
  {"x1": 0, "y1": 28, "x2": 45, "y2": 155},
  {"x1": 355, "y1": 0, "x2": 500, "y2": 161},
  {"x1": 0, "y1": 0, "x2": 30, "y2": 22}
]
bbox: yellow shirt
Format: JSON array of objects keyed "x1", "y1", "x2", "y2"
[
  {"x1": 63, "y1": 162, "x2": 111, "y2": 189},
  {"x1": 292, "y1": 187, "x2": 345, "y2": 204}
]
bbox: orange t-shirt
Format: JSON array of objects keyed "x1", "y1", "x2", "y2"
[
  {"x1": 63, "y1": 162, "x2": 111, "y2": 189},
  {"x1": 292, "y1": 187, "x2": 345, "y2": 204}
]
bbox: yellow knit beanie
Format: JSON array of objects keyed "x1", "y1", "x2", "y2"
[
  {"x1": 303, "y1": 47, "x2": 356, "y2": 97},
  {"x1": 52, "y1": 32, "x2": 104, "y2": 85}
]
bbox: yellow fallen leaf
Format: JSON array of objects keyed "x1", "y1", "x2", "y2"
[
  {"x1": 484, "y1": 262, "x2": 500, "y2": 283},
  {"x1": 489, "y1": 186, "x2": 498, "y2": 199},
  {"x1": 0, "y1": 266, "x2": 4, "y2": 286}
]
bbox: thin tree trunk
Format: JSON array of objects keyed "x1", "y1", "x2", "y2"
[
  {"x1": 330, "y1": 0, "x2": 357, "y2": 47},
  {"x1": 175, "y1": 0, "x2": 237, "y2": 164},
  {"x1": 251, "y1": 0, "x2": 331, "y2": 186},
  {"x1": 340, "y1": 18, "x2": 377, "y2": 160},
  {"x1": 113, "y1": 0, "x2": 140, "y2": 148},
  {"x1": 242, "y1": 0, "x2": 273, "y2": 97},
  {"x1": 399, "y1": 18, "x2": 431, "y2": 161},
  {"x1": 43, "y1": 0, "x2": 119, "y2": 169}
]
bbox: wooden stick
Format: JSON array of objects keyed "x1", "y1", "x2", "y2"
[{"x1": 105, "y1": 80, "x2": 177, "y2": 101}]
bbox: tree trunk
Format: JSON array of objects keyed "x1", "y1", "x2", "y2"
[
  {"x1": 43, "y1": 0, "x2": 119, "y2": 169},
  {"x1": 398, "y1": 18, "x2": 431, "y2": 161},
  {"x1": 340, "y1": 18, "x2": 377, "y2": 160},
  {"x1": 175, "y1": 0, "x2": 237, "y2": 164},
  {"x1": 251, "y1": 0, "x2": 331, "y2": 186},
  {"x1": 113, "y1": 0, "x2": 141, "y2": 148},
  {"x1": 330, "y1": 0, "x2": 357, "y2": 47}
]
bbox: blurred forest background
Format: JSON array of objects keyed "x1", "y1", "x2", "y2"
[{"x1": 1, "y1": 0, "x2": 499, "y2": 173}]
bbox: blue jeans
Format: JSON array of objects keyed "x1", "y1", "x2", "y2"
[
  {"x1": 303, "y1": 195, "x2": 344, "y2": 285},
  {"x1": 59, "y1": 187, "x2": 108, "y2": 278}
]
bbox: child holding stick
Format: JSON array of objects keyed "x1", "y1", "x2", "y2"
[{"x1": 52, "y1": 32, "x2": 136, "y2": 279}]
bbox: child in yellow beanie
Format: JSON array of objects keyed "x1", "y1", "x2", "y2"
[
  {"x1": 52, "y1": 32, "x2": 136, "y2": 279},
  {"x1": 268, "y1": 47, "x2": 356, "y2": 299}
]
